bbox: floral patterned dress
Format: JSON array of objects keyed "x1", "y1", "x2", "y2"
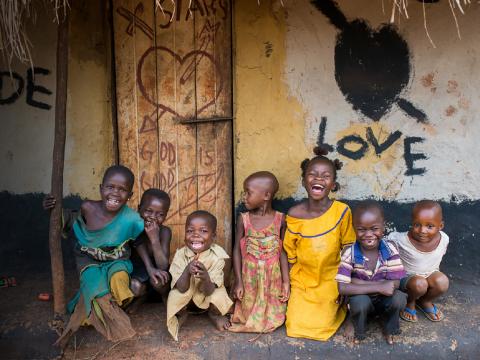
[{"x1": 229, "y1": 211, "x2": 286, "y2": 333}]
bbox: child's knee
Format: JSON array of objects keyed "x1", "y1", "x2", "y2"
[
  {"x1": 429, "y1": 272, "x2": 449, "y2": 294},
  {"x1": 349, "y1": 295, "x2": 372, "y2": 315},
  {"x1": 131, "y1": 278, "x2": 147, "y2": 297},
  {"x1": 110, "y1": 271, "x2": 134, "y2": 305},
  {"x1": 407, "y1": 276, "x2": 428, "y2": 295}
]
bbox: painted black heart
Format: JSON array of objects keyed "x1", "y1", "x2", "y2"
[{"x1": 312, "y1": 0, "x2": 427, "y2": 122}]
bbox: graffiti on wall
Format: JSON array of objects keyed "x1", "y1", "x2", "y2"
[
  {"x1": 0, "y1": 67, "x2": 52, "y2": 110},
  {"x1": 317, "y1": 117, "x2": 427, "y2": 176},
  {"x1": 310, "y1": 0, "x2": 429, "y2": 176},
  {"x1": 115, "y1": 0, "x2": 231, "y2": 233}
]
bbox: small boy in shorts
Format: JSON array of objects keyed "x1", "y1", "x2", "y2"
[
  {"x1": 166, "y1": 210, "x2": 233, "y2": 341},
  {"x1": 388, "y1": 200, "x2": 449, "y2": 322},
  {"x1": 129, "y1": 189, "x2": 172, "y2": 309},
  {"x1": 336, "y1": 201, "x2": 406, "y2": 345}
]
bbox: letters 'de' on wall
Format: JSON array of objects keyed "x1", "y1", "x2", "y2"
[{"x1": 113, "y1": 0, "x2": 233, "y2": 252}]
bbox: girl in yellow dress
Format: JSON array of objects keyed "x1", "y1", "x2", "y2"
[{"x1": 284, "y1": 145, "x2": 355, "y2": 341}]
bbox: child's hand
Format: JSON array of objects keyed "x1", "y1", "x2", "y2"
[
  {"x1": 378, "y1": 281, "x2": 395, "y2": 296},
  {"x1": 188, "y1": 260, "x2": 199, "y2": 276},
  {"x1": 43, "y1": 194, "x2": 56, "y2": 210},
  {"x1": 233, "y1": 282, "x2": 244, "y2": 301},
  {"x1": 144, "y1": 220, "x2": 160, "y2": 242},
  {"x1": 193, "y1": 261, "x2": 210, "y2": 282},
  {"x1": 279, "y1": 282, "x2": 290, "y2": 302},
  {"x1": 148, "y1": 268, "x2": 169, "y2": 286}
]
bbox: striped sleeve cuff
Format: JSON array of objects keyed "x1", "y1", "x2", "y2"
[{"x1": 335, "y1": 273, "x2": 352, "y2": 283}]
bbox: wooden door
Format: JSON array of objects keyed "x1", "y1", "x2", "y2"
[{"x1": 113, "y1": 0, "x2": 233, "y2": 255}]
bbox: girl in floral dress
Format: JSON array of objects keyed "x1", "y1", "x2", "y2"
[{"x1": 229, "y1": 171, "x2": 290, "y2": 333}]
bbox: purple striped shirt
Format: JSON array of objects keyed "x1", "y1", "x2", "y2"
[{"x1": 336, "y1": 239, "x2": 406, "y2": 283}]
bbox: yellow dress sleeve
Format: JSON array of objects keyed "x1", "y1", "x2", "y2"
[
  {"x1": 339, "y1": 207, "x2": 356, "y2": 248},
  {"x1": 283, "y1": 222, "x2": 298, "y2": 264}
]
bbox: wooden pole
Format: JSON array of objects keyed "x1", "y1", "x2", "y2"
[{"x1": 48, "y1": 10, "x2": 69, "y2": 316}]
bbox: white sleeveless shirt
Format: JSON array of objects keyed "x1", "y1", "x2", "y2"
[{"x1": 387, "y1": 231, "x2": 449, "y2": 277}]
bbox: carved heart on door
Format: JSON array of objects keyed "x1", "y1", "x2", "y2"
[{"x1": 137, "y1": 46, "x2": 223, "y2": 120}]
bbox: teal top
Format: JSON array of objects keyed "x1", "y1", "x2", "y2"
[
  {"x1": 73, "y1": 205, "x2": 144, "y2": 249},
  {"x1": 68, "y1": 205, "x2": 144, "y2": 316}
]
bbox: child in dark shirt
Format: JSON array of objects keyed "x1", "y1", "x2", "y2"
[
  {"x1": 336, "y1": 201, "x2": 406, "y2": 345},
  {"x1": 129, "y1": 189, "x2": 172, "y2": 309}
]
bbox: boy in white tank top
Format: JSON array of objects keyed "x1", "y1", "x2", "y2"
[{"x1": 387, "y1": 200, "x2": 449, "y2": 322}]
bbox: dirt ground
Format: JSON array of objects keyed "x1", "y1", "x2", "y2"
[{"x1": 0, "y1": 271, "x2": 479, "y2": 360}]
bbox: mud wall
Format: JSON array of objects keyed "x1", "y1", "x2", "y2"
[
  {"x1": 234, "y1": 1, "x2": 479, "y2": 278},
  {"x1": 0, "y1": 0, "x2": 114, "y2": 199}
]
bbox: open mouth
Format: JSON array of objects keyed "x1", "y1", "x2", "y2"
[
  {"x1": 311, "y1": 184, "x2": 325, "y2": 195},
  {"x1": 190, "y1": 241, "x2": 204, "y2": 250},
  {"x1": 106, "y1": 198, "x2": 120, "y2": 207},
  {"x1": 363, "y1": 238, "x2": 377, "y2": 246}
]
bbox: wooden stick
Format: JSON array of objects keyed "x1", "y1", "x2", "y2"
[{"x1": 48, "y1": 9, "x2": 69, "y2": 315}]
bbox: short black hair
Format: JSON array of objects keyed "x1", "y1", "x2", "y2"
[
  {"x1": 353, "y1": 200, "x2": 385, "y2": 222},
  {"x1": 102, "y1": 165, "x2": 135, "y2": 191},
  {"x1": 140, "y1": 188, "x2": 171, "y2": 208},
  {"x1": 413, "y1": 200, "x2": 443, "y2": 219},
  {"x1": 300, "y1": 145, "x2": 343, "y2": 192},
  {"x1": 186, "y1": 210, "x2": 217, "y2": 232},
  {"x1": 245, "y1": 171, "x2": 279, "y2": 195}
]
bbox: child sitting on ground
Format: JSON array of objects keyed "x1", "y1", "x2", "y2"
[
  {"x1": 229, "y1": 171, "x2": 289, "y2": 333},
  {"x1": 129, "y1": 189, "x2": 172, "y2": 311},
  {"x1": 128, "y1": 188, "x2": 172, "y2": 313},
  {"x1": 166, "y1": 210, "x2": 233, "y2": 341},
  {"x1": 43, "y1": 165, "x2": 144, "y2": 347},
  {"x1": 387, "y1": 200, "x2": 449, "y2": 322},
  {"x1": 336, "y1": 201, "x2": 406, "y2": 345}
]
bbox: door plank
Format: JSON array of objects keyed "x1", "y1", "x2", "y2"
[{"x1": 113, "y1": 0, "x2": 140, "y2": 205}]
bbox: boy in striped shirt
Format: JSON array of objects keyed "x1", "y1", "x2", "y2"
[{"x1": 336, "y1": 201, "x2": 406, "y2": 345}]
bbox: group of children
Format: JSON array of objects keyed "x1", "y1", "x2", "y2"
[{"x1": 44, "y1": 145, "x2": 449, "y2": 347}]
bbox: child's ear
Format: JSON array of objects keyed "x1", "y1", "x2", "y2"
[
  {"x1": 264, "y1": 191, "x2": 272, "y2": 201},
  {"x1": 128, "y1": 192, "x2": 133, "y2": 200},
  {"x1": 439, "y1": 221, "x2": 444, "y2": 231}
]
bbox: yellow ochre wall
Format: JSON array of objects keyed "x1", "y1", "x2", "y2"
[
  {"x1": 234, "y1": 0, "x2": 480, "y2": 203},
  {"x1": 234, "y1": 1, "x2": 308, "y2": 202}
]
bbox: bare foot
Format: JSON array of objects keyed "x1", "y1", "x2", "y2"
[
  {"x1": 343, "y1": 319, "x2": 360, "y2": 345},
  {"x1": 208, "y1": 311, "x2": 231, "y2": 331},
  {"x1": 126, "y1": 295, "x2": 146, "y2": 314},
  {"x1": 385, "y1": 334, "x2": 395, "y2": 345}
]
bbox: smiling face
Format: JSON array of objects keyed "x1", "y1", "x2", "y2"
[
  {"x1": 302, "y1": 159, "x2": 336, "y2": 201},
  {"x1": 139, "y1": 196, "x2": 169, "y2": 226},
  {"x1": 354, "y1": 208, "x2": 385, "y2": 251},
  {"x1": 185, "y1": 215, "x2": 216, "y2": 254},
  {"x1": 410, "y1": 205, "x2": 443, "y2": 244},
  {"x1": 100, "y1": 172, "x2": 132, "y2": 213}
]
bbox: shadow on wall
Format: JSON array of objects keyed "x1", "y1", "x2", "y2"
[{"x1": 0, "y1": 192, "x2": 80, "y2": 274}]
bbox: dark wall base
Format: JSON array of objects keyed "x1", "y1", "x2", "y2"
[
  {"x1": 1, "y1": 192, "x2": 478, "y2": 283},
  {"x1": 0, "y1": 192, "x2": 81, "y2": 274},
  {"x1": 268, "y1": 198, "x2": 479, "y2": 282}
]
